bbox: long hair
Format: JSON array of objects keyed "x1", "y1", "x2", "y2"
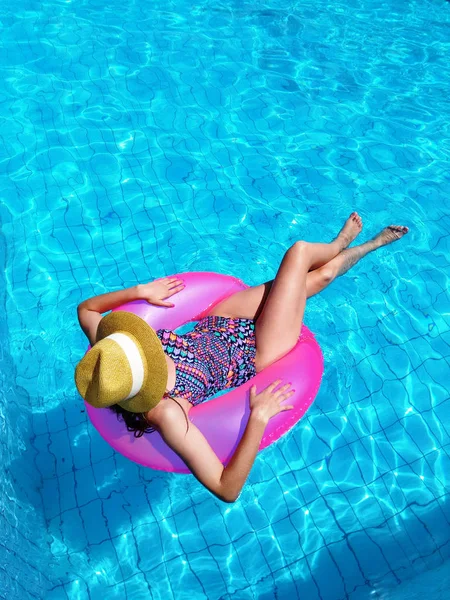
[{"x1": 108, "y1": 397, "x2": 190, "y2": 438}]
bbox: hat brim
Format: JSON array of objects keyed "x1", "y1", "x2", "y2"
[{"x1": 96, "y1": 311, "x2": 168, "y2": 413}]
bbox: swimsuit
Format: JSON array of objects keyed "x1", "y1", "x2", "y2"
[{"x1": 145, "y1": 316, "x2": 257, "y2": 433}]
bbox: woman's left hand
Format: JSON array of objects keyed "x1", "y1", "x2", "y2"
[{"x1": 137, "y1": 277, "x2": 185, "y2": 307}]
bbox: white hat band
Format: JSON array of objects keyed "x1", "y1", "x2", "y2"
[{"x1": 108, "y1": 332, "x2": 145, "y2": 400}]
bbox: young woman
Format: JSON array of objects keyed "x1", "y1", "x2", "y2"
[{"x1": 76, "y1": 214, "x2": 408, "y2": 503}]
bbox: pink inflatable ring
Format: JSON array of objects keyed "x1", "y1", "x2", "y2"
[{"x1": 85, "y1": 272, "x2": 324, "y2": 473}]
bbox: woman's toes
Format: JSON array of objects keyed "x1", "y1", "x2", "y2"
[
  {"x1": 336, "y1": 212, "x2": 363, "y2": 248},
  {"x1": 392, "y1": 225, "x2": 409, "y2": 233}
]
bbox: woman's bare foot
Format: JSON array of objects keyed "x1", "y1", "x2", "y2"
[
  {"x1": 334, "y1": 212, "x2": 363, "y2": 250},
  {"x1": 317, "y1": 224, "x2": 409, "y2": 282},
  {"x1": 371, "y1": 225, "x2": 409, "y2": 249}
]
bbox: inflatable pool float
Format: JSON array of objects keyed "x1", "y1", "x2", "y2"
[{"x1": 84, "y1": 272, "x2": 324, "y2": 473}]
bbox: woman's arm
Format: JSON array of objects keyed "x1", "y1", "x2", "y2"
[
  {"x1": 156, "y1": 381, "x2": 294, "y2": 503},
  {"x1": 77, "y1": 284, "x2": 141, "y2": 346},
  {"x1": 77, "y1": 277, "x2": 184, "y2": 346}
]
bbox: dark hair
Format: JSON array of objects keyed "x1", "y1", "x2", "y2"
[{"x1": 108, "y1": 397, "x2": 190, "y2": 438}]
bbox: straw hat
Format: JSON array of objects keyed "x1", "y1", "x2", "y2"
[{"x1": 75, "y1": 311, "x2": 168, "y2": 413}]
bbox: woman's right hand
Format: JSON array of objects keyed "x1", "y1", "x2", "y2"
[{"x1": 249, "y1": 380, "x2": 295, "y2": 424}]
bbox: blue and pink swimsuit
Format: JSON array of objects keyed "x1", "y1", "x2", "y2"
[{"x1": 144, "y1": 315, "x2": 257, "y2": 432}]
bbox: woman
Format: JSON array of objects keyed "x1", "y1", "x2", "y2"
[{"x1": 76, "y1": 214, "x2": 408, "y2": 503}]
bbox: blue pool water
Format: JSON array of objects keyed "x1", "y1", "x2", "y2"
[{"x1": 1, "y1": 0, "x2": 449, "y2": 598}]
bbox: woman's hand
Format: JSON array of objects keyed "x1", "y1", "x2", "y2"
[
  {"x1": 78, "y1": 277, "x2": 185, "y2": 344},
  {"x1": 249, "y1": 380, "x2": 295, "y2": 425},
  {"x1": 137, "y1": 277, "x2": 185, "y2": 307}
]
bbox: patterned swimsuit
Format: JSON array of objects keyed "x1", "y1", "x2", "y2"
[{"x1": 145, "y1": 316, "x2": 257, "y2": 433}]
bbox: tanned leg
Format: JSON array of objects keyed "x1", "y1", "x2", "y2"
[
  {"x1": 207, "y1": 224, "x2": 409, "y2": 325},
  {"x1": 207, "y1": 212, "x2": 363, "y2": 319},
  {"x1": 253, "y1": 225, "x2": 409, "y2": 371}
]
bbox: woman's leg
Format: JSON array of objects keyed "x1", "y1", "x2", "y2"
[
  {"x1": 253, "y1": 241, "x2": 321, "y2": 371},
  {"x1": 254, "y1": 225, "x2": 409, "y2": 371},
  {"x1": 297, "y1": 211, "x2": 363, "y2": 270},
  {"x1": 211, "y1": 225, "x2": 408, "y2": 370},
  {"x1": 208, "y1": 212, "x2": 363, "y2": 320}
]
